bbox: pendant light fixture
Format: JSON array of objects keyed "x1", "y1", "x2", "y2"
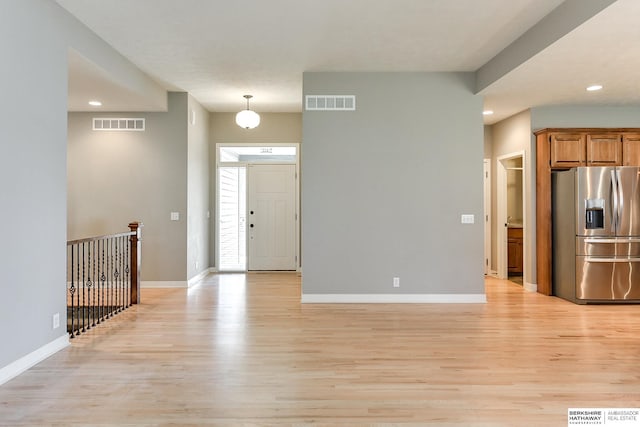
[{"x1": 235, "y1": 95, "x2": 260, "y2": 129}]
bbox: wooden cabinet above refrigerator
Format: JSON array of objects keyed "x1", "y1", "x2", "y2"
[{"x1": 548, "y1": 130, "x2": 640, "y2": 168}]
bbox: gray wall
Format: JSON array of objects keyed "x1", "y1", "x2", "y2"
[
  {"x1": 302, "y1": 72, "x2": 484, "y2": 296},
  {"x1": 67, "y1": 93, "x2": 188, "y2": 283},
  {"x1": 187, "y1": 96, "x2": 211, "y2": 279},
  {"x1": 0, "y1": 0, "x2": 68, "y2": 368},
  {"x1": 208, "y1": 112, "x2": 302, "y2": 268},
  {"x1": 490, "y1": 110, "x2": 535, "y2": 284},
  {"x1": 210, "y1": 113, "x2": 302, "y2": 144},
  {"x1": 484, "y1": 125, "x2": 493, "y2": 159},
  {"x1": 0, "y1": 0, "x2": 165, "y2": 371}
]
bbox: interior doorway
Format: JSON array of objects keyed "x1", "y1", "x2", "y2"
[
  {"x1": 483, "y1": 159, "x2": 491, "y2": 275},
  {"x1": 497, "y1": 152, "x2": 526, "y2": 284},
  {"x1": 216, "y1": 144, "x2": 299, "y2": 272}
]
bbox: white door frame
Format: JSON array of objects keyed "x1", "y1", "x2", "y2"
[
  {"x1": 215, "y1": 143, "x2": 300, "y2": 272},
  {"x1": 496, "y1": 151, "x2": 526, "y2": 280},
  {"x1": 483, "y1": 159, "x2": 491, "y2": 275}
]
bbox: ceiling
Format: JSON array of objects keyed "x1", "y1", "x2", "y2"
[{"x1": 57, "y1": 0, "x2": 640, "y2": 124}]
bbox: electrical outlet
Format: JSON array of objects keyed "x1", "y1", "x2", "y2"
[
  {"x1": 393, "y1": 277, "x2": 400, "y2": 288},
  {"x1": 461, "y1": 214, "x2": 475, "y2": 224},
  {"x1": 195, "y1": 261, "x2": 199, "y2": 270},
  {"x1": 52, "y1": 313, "x2": 60, "y2": 329}
]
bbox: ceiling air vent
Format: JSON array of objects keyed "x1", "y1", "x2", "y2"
[
  {"x1": 305, "y1": 95, "x2": 356, "y2": 111},
  {"x1": 93, "y1": 118, "x2": 145, "y2": 131}
]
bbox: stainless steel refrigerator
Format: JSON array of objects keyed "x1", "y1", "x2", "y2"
[{"x1": 552, "y1": 166, "x2": 640, "y2": 303}]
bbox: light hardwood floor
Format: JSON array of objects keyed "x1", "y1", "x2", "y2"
[{"x1": 1, "y1": 274, "x2": 639, "y2": 426}]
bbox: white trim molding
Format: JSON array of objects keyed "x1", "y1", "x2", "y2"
[
  {"x1": 301, "y1": 294, "x2": 487, "y2": 304},
  {"x1": 187, "y1": 270, "x2": 210, "y2": 287},
  {"x1": 141, "y1": 281, "x2": 188, "y2": 288},
  {"x1": 524, "y1": 281, "x2": 538, "y2": 293},
  {"x1": 0, "y1": 334, "x2": 69, "y2": 386}
]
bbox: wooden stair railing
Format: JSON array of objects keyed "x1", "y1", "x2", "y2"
[{"x1": 66, "y1": 222, "x2": 142, "y2": 338}]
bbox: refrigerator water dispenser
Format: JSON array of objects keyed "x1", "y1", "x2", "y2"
[{"x1": 585, "y1": 199, "x2": 604, "y2": 229}]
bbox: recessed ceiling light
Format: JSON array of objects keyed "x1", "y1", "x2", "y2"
[
  {"x1": 586, "y1": 85, "x2": 603, "y2": 92},
  {"x1": 483, "y1": 110, "x2": 494, "y2": 116},
  {"x1": 88, "y1": 100, "x2": 102, "y2": 106}
]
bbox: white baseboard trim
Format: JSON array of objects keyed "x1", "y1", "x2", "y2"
[
  {"x1": 141, "y1": 281, "x2": 188, "y2": 288},
  {"x1": 301, "y1": 293, "x2": 487, "y2": 304},
  {"x1": 0, "y1": 334, "x2": 69, "y2": 386},
  {"x1": 524, "y1": 281, "x2": 537, "y2": 293},
  {"x1": 208, "y1": 267, "x2": 218, "y2": 273},
  {"x1": 187, "y1": 270, "x2": 210, "y2": 287}
]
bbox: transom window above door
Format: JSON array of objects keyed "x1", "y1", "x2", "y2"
[{"x1": 219, "y1": 146, "x2": 296, "y2": 163}]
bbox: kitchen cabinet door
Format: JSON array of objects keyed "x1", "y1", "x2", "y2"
[
  {"x1": 550, "y1": 133, "x2": 585, "y2": 168},
  {"x1": 587, "y1": 134, "x2": 622, "y2": 166},
  {"x1": 622, "y1": 134, "x2": 640, "y2": 166},
  {"x1": 507, "y1": 228, "x2": 523, "y2": 274}
]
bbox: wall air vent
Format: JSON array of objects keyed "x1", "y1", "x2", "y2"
[
  {"x1": 93, "y1": 118, "x2": 145, "y2": 131},
  {"x1": 305, "y1": 95, "x2": 356, "y2": 111}
]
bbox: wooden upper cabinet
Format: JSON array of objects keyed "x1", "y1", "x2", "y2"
[
  {"x1": 550, "y1": 133, "x2": 585, "y2": 168},
  {"x1": 622, "y1": 134, "x2": 640, "y2": 166},
  {"x1": 587, "y1": 134, "x2": 622, "y2": 166}
]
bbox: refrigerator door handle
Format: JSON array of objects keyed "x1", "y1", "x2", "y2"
[
  {"x1": 616, "y1": 169, "x2": 624, "y2": 233},
  {"x1": 611, "y1": 169, "x2": 619, "y2": 232},
  {"x1": 584, "y1": 238, "x2": 640, "y2": 244},
  {"x1": 585, "y1": 257, "x2": 640, "y2": 263}
]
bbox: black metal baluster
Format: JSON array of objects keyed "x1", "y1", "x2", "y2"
[
  {"x1": 122, "y1": 235, "x2": 126, "y2": 311},
  {"x1": 114, "y1": 237, "x2": 120, "y2": 313},
  {"x1": 125, "y1": 236, "x2": 130, "y2": 307},
  {"x1": 76, "y1": 244, "x2": 81, "y2": 335},
  {"x1": 119, "y1": 236, "x2": 123, "y2": 311},
  {"x1": 105, "y1": 238, "x2": 110, "y2": 319},
  {"x1": 86, "y1": 243, "x2": 92, "y2": 330},
  {"x1": 122, "y1": 235, "x2": 126, "y2": 310},
  {"x1": 108, "y1": 238, "x2": 113, "y2": 318},
  {"x1": 112, "y1": 237, "x2": 116, "y2": 317},
  {"x1": 81, "y1": 243, "x2": 86, "y2": 333},
  {"x1": 99, "y1": 240, "x2": 106, "y2": 324},
  {"x1": 91, "y1": 240, "x2": 97, "y2": 327},
  {"x1": 69, "y1": 244, "x2": 76, "y2": 338}
]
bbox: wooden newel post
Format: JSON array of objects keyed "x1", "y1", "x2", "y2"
[{"x1": 129, "y1": 221, "x2": 143, "y2": 304}]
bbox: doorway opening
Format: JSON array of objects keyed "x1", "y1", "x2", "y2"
[
  {"x1": 497, "y1": 151, "x2": 526, "y2": 285},
  {"x1": 483, "y1": 159, "x2": 491, "y2": 276},
  {"x1": 216, "y1": 144, "x2": 299, "y2": 272}
]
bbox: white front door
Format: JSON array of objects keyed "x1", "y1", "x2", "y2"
[{"x1": 247, "y1": 164, "x2": 296, "y2": 270}]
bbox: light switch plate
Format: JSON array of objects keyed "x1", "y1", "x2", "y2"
[
  {"x1": 171, "y1": 212, "x2": 180, "y2": 221},
  {"x1": 461, "y1": 214, "x2": 474, "y2": 224}
]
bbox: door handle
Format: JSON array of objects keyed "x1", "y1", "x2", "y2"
[
  {"x1": 611, "y1": 169, "x2": 618, "y2": 232},
  {"x1": 585, "y1": 238, "x2": 640, "y2": 243},
  {"x1": 250, "y1": 224, "x2": 254, "y2": 228}
]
